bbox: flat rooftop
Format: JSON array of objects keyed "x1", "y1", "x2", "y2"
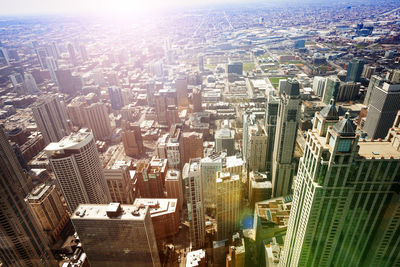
[
  {"x1": 133, "y1": 198, "x2": 177, "y2": 217},
  {"x1": 71, "y1": 203, "x2": 149, "y2": 221},
  {"x1": 358, "y1": 141, "x2": 400, "y2": 159},
  {"x1": 45, "y1": 128, "x2": 92, "y2": 154}
]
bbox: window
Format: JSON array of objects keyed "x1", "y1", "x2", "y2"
[{"x1": 337, "y1": 139, "x2": 352, "y2": 152}]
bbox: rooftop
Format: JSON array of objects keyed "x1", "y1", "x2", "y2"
[
  {"x1": 186, "y1": 249, "x2": 206, "y2": 267},
  {"x1": 133, "y1": 198, "x2": 177, "y2": 217},
  {"x1": 71, "y1": 203, "x2": 149, "y2": 221},
  {"x1": 358, "y1": 141, "x2": 400, "y2": 159},
  {"x1": 45, "y1": 128, "x2": 92, "y2": 155}
]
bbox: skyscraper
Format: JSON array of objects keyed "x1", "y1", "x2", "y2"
[
  {"x1": 24, "y1": 73, "x2": 39, "y2": 94},
  {"x1": 215, "y1": 120, "x2": 236, "y2": 156},
  {"x1": 198, "y1": 54, "x2": 204, "y2": 72},
  {"x1": 0, "y1": 47, "x2": 10, "y2": 65},
  {"x1": 165, "y1": 169, "x2": 184, "y2": 210},
  {"x1": 108, "y1": 86, "x2": 124, "y2": 110},
  {"x1": 192, "y1": 87, "x2": 203, "y2": 112},
  {"x1": 67, "y1": 43, "x2": 77, "y2": 66},
  {"x1": 154, "y1": 88, "x2": 177, "y2": 125},
  {"x1": 215, "y1": 171, "x2": 241, "y2": 240},
  {"x1": 135, "y1": 157, "x2": 167, "y2": 198},
  {"x1": 79, "y1": 44, "x2": 88, "y2": 61},
  {"x1": 83, "y1": 102, "x2": 112, "y2": 140},
  {"x1": 31, "y1": 95, "x2": 70, "y2": 145},
  {"x1": 246, "y1": 120, "x2": 267, "y2": 172},
  {"x1": 265, "y1": 94, "x2": 280, "y2": 171},
  {"x1": 183, "y1": 131, "x2": 203, "y2": 164},
  {"x1": 121, "y1": 123, "x2": 144, "y2": 157},
  {"x1": 0, "y1": 126, "x2": 55, "y2": 266},
  {"x1": 322, "y1": 76, "x2": 341, "y2": 104},
  {"x1": 26, "y1": 183, "x2": 70, "y2": 244},
  {"x1": 281, "y1": 110, "x2": 400, "y2": 266},
  {"x1": 312, "y1": 76, "x2": 326, "y2": 97},
  {"x1": 364, "y1": 82, "x2": 400, "y2": 139},
  {"x1": 45, "y1": 128, "x2": 111, "y2": 212},
  {"x1": 71, "y1": 203, "x2": 160, "y2": 267},
  {"x1": 183, "y1": 158, "x2": 206, "y2": 249},
  {"x1": 46, "y1": 57, "x2": 58, "y2": 84},
  {"x1": 271, "y1": 79, "x2": 301, "y2": 197},
  {"x1": 345, "y1": 59, "x2": 365, "y2": 82},
  {"x1": 175, "y1": 75, "x2": 189, "y2": 107}
]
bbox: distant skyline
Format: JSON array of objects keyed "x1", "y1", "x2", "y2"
[
  {"x1": 0, "y1": 0, "x2": 257, "y2": 15},
  {"x1": 0, "y1": 0, "x2": 385, "y2": 16}
]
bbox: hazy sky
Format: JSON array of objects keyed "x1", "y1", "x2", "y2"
[{"x1": 0, "y1": 0, "x2": 253, "y2": 15}]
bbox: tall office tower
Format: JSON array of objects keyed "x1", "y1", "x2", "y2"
[
  {"x1": 336, "y1": 82, "x2": 361, "y2": 102},
  {"x1": 83, "y1": 102, "x2": 112, "y2": 140},
  {"x1": 46, "y1": 57, "x2": 58, "y2": 84},
  {"x1": 278, "y1": 79, "x2": 288, "y2": 95},
  {"x1": 215, "y1": 172, "x2": 241, "y2": 240},
  {"x1": 66, "y1": 99, "x2": 86, "y2": 128},
  {"x1": 364, "y1": 75, "x2": 385, "y2": 106},
  {"x1": 45, "y1": 128, "x2": 111, "y2": 212},
  {"x1": 166, "y1": 105, "x2": 181, "y2": 127},
  {"x1": 165, "y1": 169, "x2": 184, "y2": 210},
  {"x1": 0, "y1": 47, "x2": 10, "y2": 65},
  {"x1": 146, "y1": 81, "x2": 156, "y2": 106},
  {"x1": 183, "y1": 159, "x2": 206, "y2": 249},
  {"x1": 55, "y1": 69, "x2": 82, "y2": 95},
  {"x1": 192, "y1": 87, "x2": 202, "y2": 112},
  {"x1": 108, "y1": 86, "x2": 124, "y2": 110},
  {"x1": 390, "y1": 69, "x2": 400, "y2": 84},
  {"x1": 175, "y1": 75, "x2": 189, "y2": 107},
  {"x1": 265, "y1": 94, "x2": 280, "y2": 171},
  {"x1": 79, "y1": 44, "x2": 88, "y2": 61},
  {"x1": 51, "y1": 42, "x2": 60, "y2": 59},
  {"x1": 183, "y1": 132, "x2": 203, "y2": 164},
  {"x1": 271, "y1": 79, "x2": 301, "y2": 197},
  {"x1": 26, "y1": 183, "x2": 70, "y2": 243},
  {"x1": 166, "y1": 124, "x2": 184, "y2": 169},
  {"x1": 0, "y1": 127, "x2": 55, "y2": 266},
  {"x1": 72, "y1": 203, "x2": 160, "y2": 267},
  {"x1": 67, "y1": 43, "x2": 77, "y2": 66},
  {"x1": 121, "y1": 123, "x2": 144, "y2": 157},
  {"x1": 246, "y1": 121, "x2": 267, "y2": 172},
  {"x1": 198, "y1": 54, "x2": 204, "y2": 72},
  {"x1": 9, "y1": 72, "x2": 24, "y2": 87},
  {"x1": 24, "y1": 73, "x2": 39, "y2": 94},
  {"x1": 136, "y1": 157, "x2": 167, "y2": 198},
  {"x1": 35, "y1": 47, "x2": 50, "y2": 69},
  {"x1": 312, "y1": 76, "x2": 326, "y2": 97},
  {"x1": 154, "y1": 88, "x2": 177, "y2": 125},
  {"x1": 364, "y1": 82, "x2": 400, "y2": 139},
  {"x1": 102, "y1": 145, "x2": 136, "y2": 204},
  {"x1": 31, "y1": 95, "x2": 70, "y2": 145},
  {"x1": 345, "y1": 59, "x2": 365, "y2": 82},
  {"x1": 361, "y1": 65, "x2": 376, "y2": 79},
  {"x1": 322, "y1": 76, "x2": 341, "y2": 104},
  {"x1": 280, "y1": 110, "x2": 400, "y2": 267},
  {"x1": 134, "y1": 198, "x2": 180, "y2": 241},
  {"x1": 227, "y1": 62, "x2": 243, "y2": 75},
  {"x1": 200, "y1": 152, "x2": 244, "y2": 214},
  {"x1": 215, "y1": 120, "x2": 236, "y2": 156}
]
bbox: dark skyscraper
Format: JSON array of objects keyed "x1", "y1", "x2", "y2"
[
  {"x1": 108, "y1": 86, "x2": 124, "y2": 110},
  {"x1": 345, "y1": 59, "x2": 364, "y2": 82},
  {"x1": 0, "y1": 126, "x2": 55, "y2": 266}
]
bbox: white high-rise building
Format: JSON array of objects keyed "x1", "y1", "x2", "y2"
[
  {"x1": 24, "y1": 73, "x2": 39, "y2": 94},
  {"x1": 45, "y1": 128, "x2": 111, "y2": 212},
  {"x1": 71, "y1": 203, "x2": 160, "y2": 267},
  {"x1": 46, "y1": 57, "x2": 58, "y2": 84},
  {"x1": 312, "y1": 76, "x2": 326, "y2": 97},
  {"x1": 246, "y1": 122, "x2": 267, "y2": 172},
  {"x1": 215, "y1": 171, "x2": 241, "y2": 240},
  {"x1": 32, "y1": 95, "x2": 70, "y2": 145},
  {"x1": 280, "y1": 105, "x2": 400, "y2": 267},
  {"x1": 272, "y1": 79, "x2": 301, "y2": 197},
  {"x1": 183, "y1": 158, "x2": 205, "y2": 249}
]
